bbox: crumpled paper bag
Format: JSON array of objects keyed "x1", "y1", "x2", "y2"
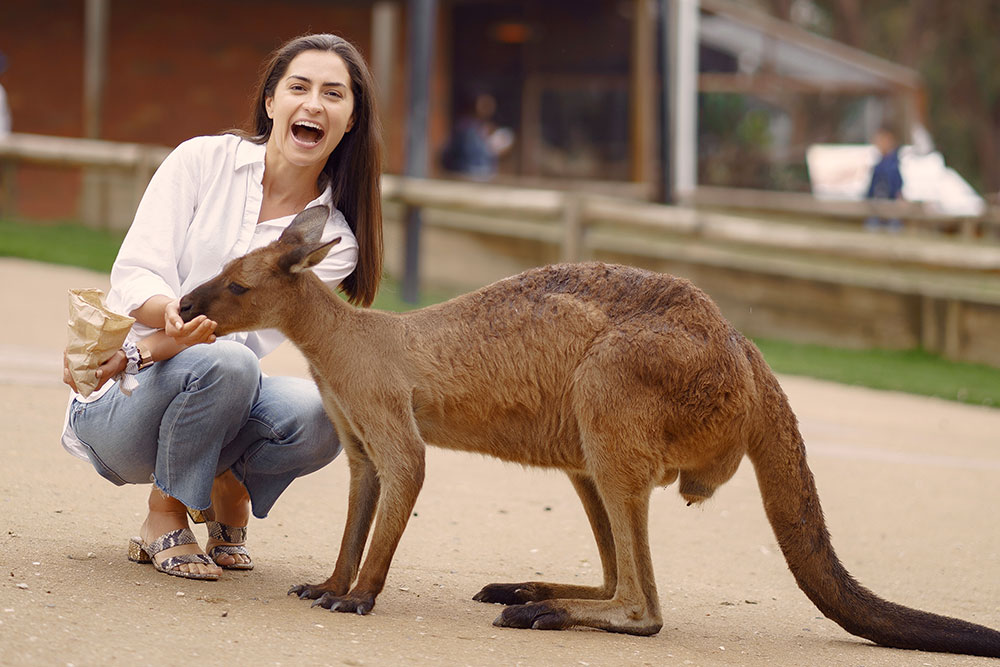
[{"x1": 66, "y1": 288, "x2": 135, "y2": 397}]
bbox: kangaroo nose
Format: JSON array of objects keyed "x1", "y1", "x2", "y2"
[{"x1": 178, "y1": 297, "x2": 195, "y2": 323}]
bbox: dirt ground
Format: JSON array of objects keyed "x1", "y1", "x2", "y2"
[{"x1": 1, "y1": 256, "x2": 998, "y2": 667}]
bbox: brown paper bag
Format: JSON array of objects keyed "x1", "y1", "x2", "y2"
[{"x1": 66, "y1": 288, "x2": 135, "y2": 397}]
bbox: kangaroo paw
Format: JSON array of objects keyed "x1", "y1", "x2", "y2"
[
  {"x1": 474, "y1": 582, "x2": 550, "y2": 605},
  {"x1": 310, "y1": 591, "x2": 376, "y2": 615},
  {"x1": 493, "y1": 601, "x2": 572, "y2": 631},
  {"x1": 288, "y1": 583, "x2": 333, "y2": 600}
]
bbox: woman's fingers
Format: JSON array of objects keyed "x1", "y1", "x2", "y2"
[
  {"x1": 94, "y1": 350, "x2": 127, "y2": 391},
  {"x1": 193, "y1": 317, "x2": 218, "y2": 345},
  {"x1": 62, "y1": 352, "x2": 79, "y2": 392},
  {"x1": 168, "y1": 313, "x2": 217, "y2": 346},
  {"x1": 163, "y1": 299, "x2": 188, "y2": 336}
]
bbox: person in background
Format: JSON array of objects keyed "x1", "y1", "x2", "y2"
[
  {"x1": 864, "y1": 126, "x2": 904, "y2": 232},
  {"x1": 440, "y1": 91, "x2": 513, "y2": 181},
  {"x1": 60, "y1": 33, "x2": 383, "y2": 581}
]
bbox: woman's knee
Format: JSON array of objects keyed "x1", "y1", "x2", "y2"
[
  {"x1": 259, "y1": 377, "x2": 341, "y2": 461},
  {"x1": 181, "y1": 340, "x2": 261, "y2": 393}
]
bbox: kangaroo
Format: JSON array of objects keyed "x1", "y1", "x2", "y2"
[{"x1": 180, "y1": 206, "x2": 1000, "y2": 657}]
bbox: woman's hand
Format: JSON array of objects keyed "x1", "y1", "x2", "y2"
[
  {"x1": 164, "y1": 299, "x2": 217, "y2": 346},
  {"x1": 62, "y1": 349, "x2": 127, "y2": 393}
]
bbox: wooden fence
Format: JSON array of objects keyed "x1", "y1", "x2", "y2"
[{"x1": 4, "y1": 132, "x2": 1000, "y2": 367}]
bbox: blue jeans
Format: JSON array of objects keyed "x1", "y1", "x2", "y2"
[{"x1": 68, "y1": 340, "x2": 341, "y2": 518}]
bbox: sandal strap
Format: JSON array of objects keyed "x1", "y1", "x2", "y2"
[
  {"x1": 145, "y1": 528, "x2": 199, "y2": 557},
  {"x1": 158, "y1": 552, "x2": 214, "y2": 571},
  {"x1": 207, "y1": 521, "x2": 247, "y2": 544},
  {"x1": 208, "y1": 544, "x2": 251, "y2": 559}
]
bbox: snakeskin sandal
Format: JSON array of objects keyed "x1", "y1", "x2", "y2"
[
  {"x1": 127, "y1": 528, "x2": 220, "y2": 581},
  {"x1": 206, "y1": 521, "x2": 254, "y2": 571}
]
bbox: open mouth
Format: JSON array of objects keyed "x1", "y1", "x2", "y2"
[{"x1": 291, "y1": 121, "x2": 326, "y2": 145}]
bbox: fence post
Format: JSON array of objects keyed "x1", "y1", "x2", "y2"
[
  {"x1": 0, "y1": 160, "x2": 16, "y2": 218},
  {"x1": 943, "y1": 299, "x2": 962, "y2": 360},
  {"x1": 562, "y1": 194, "x2": 584, "y2": 263}
]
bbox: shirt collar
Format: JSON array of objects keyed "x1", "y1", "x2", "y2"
[
  {"x1": 234, "y1": 138, "x2": 266, "y2": 170},
  {"x1": 234, "y1": 137, "x2": 333, "y2": 206}
]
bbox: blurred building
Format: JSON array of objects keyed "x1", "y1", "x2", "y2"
[{"x1": 0, "y1": 0, "x2": 925, "y2": 219}]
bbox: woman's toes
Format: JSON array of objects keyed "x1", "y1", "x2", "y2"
[{"x1": 190, "y1": 561, "x2": 221, "y2": 577}]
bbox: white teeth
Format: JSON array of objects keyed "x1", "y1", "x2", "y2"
[{"x1": 294, "y1": 120, "x2": 323, "y2": 131}]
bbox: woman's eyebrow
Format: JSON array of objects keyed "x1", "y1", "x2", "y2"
[{"x1": 287, "y1": 74, "x2": 347, "y2": 89}]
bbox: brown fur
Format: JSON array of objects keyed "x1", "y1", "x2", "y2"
[{"x1": 180, "y1": 207, "x2": 1000, "y2": 656}]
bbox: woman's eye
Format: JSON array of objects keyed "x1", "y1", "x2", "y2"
[{"x1": 228, "y1": 282, "x2": 249, "y2": 295}]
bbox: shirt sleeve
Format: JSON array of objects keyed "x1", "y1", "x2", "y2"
[{"x1": 107, "y1": 139, "x2": 201, "y2": 319}]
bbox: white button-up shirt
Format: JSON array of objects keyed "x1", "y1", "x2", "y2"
[{"x1": 62, "y1": 133, "x2": 358, "y2": 458}]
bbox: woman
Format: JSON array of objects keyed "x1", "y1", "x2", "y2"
[{"x1": 60, "y1": 33, "x2": 383, "y2": 580}]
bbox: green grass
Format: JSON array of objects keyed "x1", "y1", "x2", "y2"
[
  {"x1": 4, "y1": 218, "x2": 999, "y2": 408},
  {"x1": 0, "y1": 218, "x2": 125, "y2": 273},
  {"x1": 754, "y1": 338, "x2": 1000, "y2": 408}
]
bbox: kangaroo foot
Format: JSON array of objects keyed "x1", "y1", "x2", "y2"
[
  {"x1": 475, "y1": 582, "x2": 550, "y2": 605},
  {"x1": 494, "y1": 598, "x2": 663, "y2": 636},
  {"x1": 288, "y1": 582, "x2": 343, "y2": 600},
  {"x1": 474, "y1": 581, "x2": 613, "y2": 605},
  {"x1": 493, "y1": 601, "x2": 573, "y2": 630},
  {"x1": 310, "y1": 590, "x2": 376, "y2": 615}
]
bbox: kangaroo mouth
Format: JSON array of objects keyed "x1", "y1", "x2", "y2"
[{"x1": 292, "y1": 121, "x2": 326, "y2": 145}]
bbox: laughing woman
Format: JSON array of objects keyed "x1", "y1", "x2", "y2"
[{"x1": 60, "y1": 34, "x2": 383, "y2": 580}]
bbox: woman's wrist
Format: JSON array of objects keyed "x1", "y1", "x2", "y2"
[{"x1": 129, "y1": 295, "x2": 176, "y2": 330}]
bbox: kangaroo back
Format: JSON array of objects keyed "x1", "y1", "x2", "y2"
[{"x1": 743, "y1": 345, "x2": 1000, "y2": 657}]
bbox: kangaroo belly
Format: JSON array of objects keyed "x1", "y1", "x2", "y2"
[{"x1": 415, "y1": 404, "x2": 585, "y2": 470}]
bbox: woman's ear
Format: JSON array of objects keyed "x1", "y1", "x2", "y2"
[
  {"x1": 265, "y1": 96, "x2": 274, "y2": 120},
  {"x1": 345, "y1": 114, "x2": 355, "y2": 133}
]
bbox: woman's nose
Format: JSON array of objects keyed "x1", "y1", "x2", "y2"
[{"x1": 304, "y1": 94, "x2": 322, "y2": 112}]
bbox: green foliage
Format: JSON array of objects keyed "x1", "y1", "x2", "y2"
[
  {"x1": 782, "y1": 0, "x2": 1000, "y2": 194},
  {"x1": 698, "y1": 94, "x2": 776, "y2": 189}
]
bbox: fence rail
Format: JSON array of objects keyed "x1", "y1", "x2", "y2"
[
  {"x1": 685, "y1": 185, "x2": 1000, "y2": 238},
  {"x1": 3, "y1": 133, "x2": 1000, "y2": 365},
  {"x1": 0, "y1": 133, "x2": 170, "y2": 229}
]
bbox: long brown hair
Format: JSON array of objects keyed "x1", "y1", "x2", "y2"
[{"x1": 236, "y1": 33, "x2": 383, "y2": 307}]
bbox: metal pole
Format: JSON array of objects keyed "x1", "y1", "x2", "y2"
[
  {"x1": 657, "y1": 0, "x2": 674, "y2": 204},
  {"x1": 630, "y1": 0, "x2": 655, "y2": 188},
  {"x1": 402, "y1": 0, "x2": 437, "y2": 304},
  {"x1": 83, "y1": 0, "x2": 109, "y2": 139},
  {"x1": 674, "y1": 0, "x2": 700, "y2": 197}
]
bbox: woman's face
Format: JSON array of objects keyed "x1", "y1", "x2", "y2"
[{"x1": 265, "y1": 49, "x2": 356, "y2": 170}]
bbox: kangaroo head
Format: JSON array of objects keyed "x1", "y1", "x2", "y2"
[{"x1": 179, "y1": 205, "x2": 341, "y2": 335}]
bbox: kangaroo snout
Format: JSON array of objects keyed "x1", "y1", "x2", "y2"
[{"x1": 178, "y1": 293, "x2": 199, "y2": 323}]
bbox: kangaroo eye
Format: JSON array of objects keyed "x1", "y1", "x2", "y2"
[{"x1": 227, "y1": 282, "x2": 249, "y2": 295}]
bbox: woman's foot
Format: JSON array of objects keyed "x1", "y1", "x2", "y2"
[
  {"x1": 204, "y1": 470, "x2": 252, "y2": 569},
  {"x1": 139, "y1": 488, "x2": 222, "y2": 579}
]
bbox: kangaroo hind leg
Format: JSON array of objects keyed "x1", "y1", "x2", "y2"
[
  {"x1": 474, "y1": 471, "x2": 617, "y2": 605},
  {"x1": 493, "y1": 459, "x2": 662, "y2": 636}
]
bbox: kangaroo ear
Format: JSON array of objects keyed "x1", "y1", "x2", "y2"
[
  {"x1": 278, "y1": 237, "x2": 342, "y2": 274},
  {"x1": 279, "y1": 205, "x2": 330, "y2": 245}
]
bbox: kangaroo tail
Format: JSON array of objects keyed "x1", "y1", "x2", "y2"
[{"x1": 744, "y1": 353, "x2": 1000, "y2": 658}]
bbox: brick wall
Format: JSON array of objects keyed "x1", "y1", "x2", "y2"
[{"x1": 0, "y1": 0, "x2": 379, "y2": 219}]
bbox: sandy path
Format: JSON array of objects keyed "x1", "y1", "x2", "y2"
[{"x1": 1, "y1": 257, "x2": 997, "y2": 666}]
